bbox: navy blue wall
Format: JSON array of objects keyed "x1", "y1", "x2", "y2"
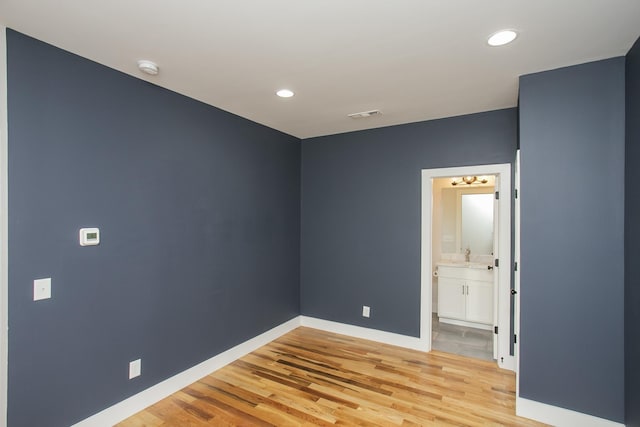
[
  {"x1": 626, "y1": 37, "x2": 640, "y2": 427},
  {"x1": 300, "y1": 110, "x2": 517, "y2": 336},
  {"x1": 519, "y1": 58, "x2": 625, "y2": 422},
  {"x1": 6, "y1": 29, "x2": 301, "y2": 426}
]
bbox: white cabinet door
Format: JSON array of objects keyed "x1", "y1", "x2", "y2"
[
  {"x1": 438, "y1": 277, "x2": 466, "y2": 320},
  {"x1": 465, "y1": 279, "x2": 494, "y2": 324}
]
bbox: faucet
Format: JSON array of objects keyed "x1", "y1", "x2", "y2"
[{"x1": 464, "y1": 247, "x2": 471, "y2": 262}]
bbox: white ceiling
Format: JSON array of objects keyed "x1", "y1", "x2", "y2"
[{"x1": 1, "y1": 1, "x2": 639, "y2": 139}]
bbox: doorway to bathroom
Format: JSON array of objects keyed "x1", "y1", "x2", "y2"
[
  {"x1": 420, "y1": 164, "x2": 515, "y2": 371},
  {"x1": 431, "y1": 176, "x2": 496, "y2": 361}
]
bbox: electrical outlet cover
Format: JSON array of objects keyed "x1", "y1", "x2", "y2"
[
  {"x1": 129, "y1": 359, "x2": 141, "y2": 379},
  {"x1": 33, "y1": 278, "x2": 51, "y2": 301}
]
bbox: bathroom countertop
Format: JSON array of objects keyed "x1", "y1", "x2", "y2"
[{"x1": 437, "y1": 261, "x2": 492, "y2": 269}]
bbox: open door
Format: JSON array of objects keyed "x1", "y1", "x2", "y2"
[
  {"x1": 514, "y1": 150, "x2": 521, "y2": 375},
  {"x1": 494, "y1": 170, "x2": 515, "y2": 371},
  {"x1": 0, "y1": 26, "x2": 9, "y2": 423},
  {"x1": 492, "y1": 175, "x2": 500, "y2": 360}
]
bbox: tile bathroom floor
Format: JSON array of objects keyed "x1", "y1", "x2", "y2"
[{"x1": 432, "y1": 313, "x2": 494, "y2": 361}]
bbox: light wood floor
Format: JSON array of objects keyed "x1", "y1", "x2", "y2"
[{"x1": 118, "y1": 327, "x2": 546, "y2": 426}]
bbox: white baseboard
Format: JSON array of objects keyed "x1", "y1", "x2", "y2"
[
  {"x1": 80, "y1": 315, "x2": 611, "y2": 427},
  {"x1": 72, "y1": 316, "x2": 302, "y2": 427},
  {"x1": 72, "y1": 315, "x2": 427, "y2": 426},
  {"x1": 300, "y1": 316, "x2": 428, "y2": 352},
  {"x1": 516, "y1": 397, "x2": 624, "y2": 427}
]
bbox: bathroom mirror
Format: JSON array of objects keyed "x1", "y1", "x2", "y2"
[
  {"x1": 441, "y1": 187, "x2": 494, "y2": 255},
  {"x1": 461, "y1": 193, "x2": 494, "y2": 254}
]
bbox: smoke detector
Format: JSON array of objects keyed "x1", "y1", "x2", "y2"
[
  {"x1": 347, "y1": 109, "x2": 382, "y2": 119},
  {"x1": 137, "y1": 60, "x2": 159, "y2": 76}
]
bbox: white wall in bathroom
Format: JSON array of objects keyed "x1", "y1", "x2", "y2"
[{"x1": 431, "y1": 178, "x2": 449, "y2": 312}]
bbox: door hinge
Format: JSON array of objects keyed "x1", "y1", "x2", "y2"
[
  {"x1": 495, "y1": 191, "x2": 499, "y2": 200},
  {"x1": 494, "y1": 259, "x2": 499, "y2": 268},
  {"x1": 515, "y1": 189, "x2": 518, "y2": 199},
  {"x1": 514, "y1": 334, "x2": 517, "y2": 344},
  {"x1": 514, "y1": 262, "x2": 518, "y2": 271},
  {"x1": 494, "y1": 326, "x2": 498, "y2": 334}
]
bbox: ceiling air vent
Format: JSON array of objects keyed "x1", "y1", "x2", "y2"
[{"x1": 347, "y1": 109, "x2": 382, "y2": 119}]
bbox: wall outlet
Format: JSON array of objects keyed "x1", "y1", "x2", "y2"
[
  {"x1": 33, "y1": 278, "x2": 51, "y2": 301},
  {"x1": 129, "y1": 359, "x2": 141, "y2": 379},
  {"x1": 362, "y1": 305, "x2": 370, "y2": 318}
]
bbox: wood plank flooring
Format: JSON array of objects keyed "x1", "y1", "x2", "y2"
[{"x1": 118, "y1": 327, "x2": 546, "y2": 426}]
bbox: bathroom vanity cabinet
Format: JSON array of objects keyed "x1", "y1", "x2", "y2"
[{"x1": 437, "y1": 264, "x2": 494, "y2": 329}]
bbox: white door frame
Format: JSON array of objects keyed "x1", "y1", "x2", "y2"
[
  {"x1": 1, "y1": 26, "x2": 10, "y2": 425},
  {"x1": 421, "y1": 163, "x2": 515, "y2": 371}
]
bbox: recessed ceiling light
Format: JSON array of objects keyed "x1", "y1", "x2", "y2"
[
  {"x1": 487, "y1": 30, "x2": 518, "y2": 47},
  {"x1": 137, "y1": 60, "x2": 159, "y2": 75},
  {"x1": 276, "y1": 89, "x2": 295, "y2": 98}
]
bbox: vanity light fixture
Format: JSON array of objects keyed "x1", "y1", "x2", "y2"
[
  {"x1": 276, "y1": 89, "x2": 295, "y2": 98},
  {"x1": 451, "y1": 176, "x2": 489, "y2": 186},
  {"x1": 487, "y1": 29, "x2": 518, "y2": 47}
]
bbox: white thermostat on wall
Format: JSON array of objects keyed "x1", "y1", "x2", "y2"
[{"x1": 79, "y1": 227, "x2": 100, "y2": 246}]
